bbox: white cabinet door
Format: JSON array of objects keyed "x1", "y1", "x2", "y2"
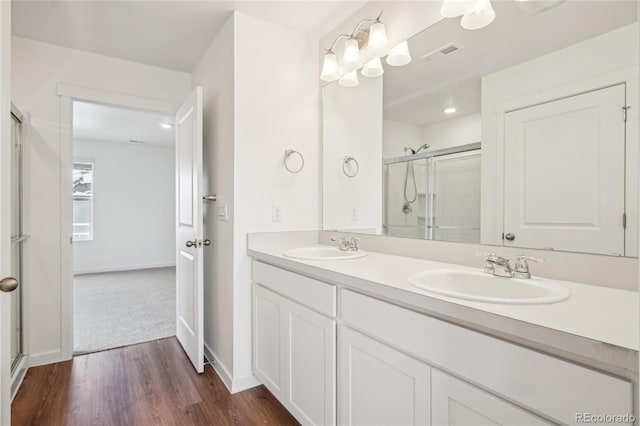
[
  {"x1": 254, "y1": 284, "x2": 286, "y2": 395},
  {"x1": 503, "y1": 84, "x2": 626, "y2": 255},
  {"x1": 340, "y1": 326, "x2": 430, "y2": 426},
  {"x1": 287, "y1": 300, "x2": 336, "y2": 426},
  {"x1": 253, "y1": 284, "x2": 336, "y2": 426},
  {"x1": 432, "y1": 370, "x2": 551, "y2": 426}
]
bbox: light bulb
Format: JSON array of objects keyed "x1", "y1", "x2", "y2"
[
  {"x1": 320, "y1": 52, "x2": 340, "y2": 82},
  {"x1": 444, "y1": 107, "x2": 457, "y2": 114},
  {"x1": 440, "y1": 0, "x2": 475, "y2": 18},
  {"x1": 461, "y1": 0, "x2": 496, "y2": 30},
  {"x1": 343, "y1": 38, "x2": 361, "y2": 72},
  {"x1": 339, "y1": 70, "x2": 359, "y2": 88},
  {"x1": 361, "y1": 58, "x2": 384, "y2": 78},
  {"x1": 386, "y1": 41, "x2": 412, "y2": 67},
  {"x1": 367, "y1": 21, "x2": 389, "y2": 57}
]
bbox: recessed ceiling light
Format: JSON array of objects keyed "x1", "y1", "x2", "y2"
[
  {"x1": 159, "y1": 123, "x2": 173, "y2": 129},
  {"x1": 444, "y1": 107, "x2": 457, "y2": 114}
]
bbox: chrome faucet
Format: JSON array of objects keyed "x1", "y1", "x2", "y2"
[
  {"x1": 476, "y1": 252, "x2": 544, "y2": 279},
  {"x1": 331, "y1": 236, "x2": 359, "y2": 252}
]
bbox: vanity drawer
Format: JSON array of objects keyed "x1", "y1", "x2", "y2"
[
  {"x1": 340, "y1": 289, "x2": 632, "y2": 425},
  {"x1": 253, "y1": 261, "x2": 336, "y2": 317}
]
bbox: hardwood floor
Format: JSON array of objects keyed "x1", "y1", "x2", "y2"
[{"x1": 12, "y1": 338, "x2": 299, "y2": 426}]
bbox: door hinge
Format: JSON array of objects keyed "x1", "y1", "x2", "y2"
[
  {"x1": 623, "y1": 106, "x2": 631, "y2": 122},
  {"x1": 623, "y1": 212, "x2": 627, "y2": 229},
  {"x1": 501, "y1": 232, "x2": 505, "y2": 240}
]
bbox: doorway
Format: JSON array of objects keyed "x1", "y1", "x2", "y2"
[{"x1": 71, "y1": 101, "x2": 177, "y2": 354}]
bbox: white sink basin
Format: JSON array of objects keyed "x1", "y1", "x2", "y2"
[
  {"x1": 408, "y1": 269, "x2": 570, "y2": 305},
  {"x1": 283, "y1": 246, "x2": 367, "y2": 261}
]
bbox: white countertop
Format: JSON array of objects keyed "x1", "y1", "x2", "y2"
[{"x1": 248, "y1": 236, "x2": 639, "y2": 375}]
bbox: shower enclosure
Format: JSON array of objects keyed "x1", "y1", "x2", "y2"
[
  {"x1": 384, "y1": 142, "x2": 481, "y2": 243},
  {"x1": 10, "y1": 103, "x2": 27, "y2": 394}
]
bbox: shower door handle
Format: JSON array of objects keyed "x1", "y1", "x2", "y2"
[{"x1": 0, "y1": 277, "x2": 18, "y2": 293}]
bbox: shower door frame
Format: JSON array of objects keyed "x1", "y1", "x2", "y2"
[
  {"x1": 383, "y1": 142, "x2": 481, "y2": 239},
  {"x1": 10, "y1": 102, "x2": 28, "y2": 400}
]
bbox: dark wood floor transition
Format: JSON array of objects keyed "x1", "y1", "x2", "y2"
[{"x1": 12, "y1": 337, "x2": 299, "y2": 426}]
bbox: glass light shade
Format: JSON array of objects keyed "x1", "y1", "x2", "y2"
[
  {"x1": 342, "y1": 38, "x2": 361, "y2": 72},
  {"x1": 440, "y1": 0, "x2": 475, "y2": 18},
  {"x1": 386, "y1": 41, "x2": 412, "y2": 67},
  {"x1": 339, "y1": 70, "x2": 359, "y2": 88},
  {"x1": 367, "y1": 21, "x2": 389, "y2": 57},
  {"x1": 461, "y1": 0, "x2": 496, "y2": 30},
  {"x1": 320, "y1": 52, "x2": 340, "y2": 82},
  {"x1": 361, "y1": 58, "x2": 384, "y2": 78}
]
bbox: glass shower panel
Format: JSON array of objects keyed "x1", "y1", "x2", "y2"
[
  {"x1": 431, "y1": 151, "x2": 481, "y2": 244},
  {"x1": 384, "y1": 158, "x2": 429, "y2": 239},
  {"x1": 10, "y1": 110, "x2": 24, "y2": 372}
]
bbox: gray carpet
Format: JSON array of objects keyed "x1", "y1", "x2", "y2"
[{"x1": 74, "y1": 267, "x2": 176, "y2": 355}]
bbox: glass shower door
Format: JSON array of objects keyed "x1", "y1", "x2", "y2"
[{"x1": 10, "y1": 105, "x2": 25, "y2": 375}]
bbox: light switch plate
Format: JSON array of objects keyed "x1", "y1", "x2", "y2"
[{"x1": 218, "y1": 203, "x2": 228, "y2": 221}]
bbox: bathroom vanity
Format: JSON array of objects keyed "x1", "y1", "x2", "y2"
[{"x1": 248, "y1": 233, "x2": 637, "y2": 426}]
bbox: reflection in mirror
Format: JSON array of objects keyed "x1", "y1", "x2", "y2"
[{"x1": 322, "y1": 0, "x2": 638, "y2": 257}]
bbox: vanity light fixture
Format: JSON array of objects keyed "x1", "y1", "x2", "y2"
[
  {"x1": 159, "y1": 122, "x2": 173, "y2": 129},
  {"x1": 361, "y1": 57, "x2": 384, "y2": 78},
  {"x1": 444, "y1": 106, "x2": 457, "y2": 114},
  {"x1": 321, "y1": 10, "x2": 408, "y2": 87},
  {"x1": 441, "y1": 0, "x2": 495, "y2": 30},
  {"x1": 339, "y1": 70, "x2": 360, "y2": 88},
  {"x1": 386, "y1": 41, "x2": 412, "y2": 67}
]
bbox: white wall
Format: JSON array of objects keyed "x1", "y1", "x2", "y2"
[
  {"x1": 73, "y1": 139, "x2": 175, "y2": 274},
  {"x1": 11, "y1": 36, "x2": 191, "y2": 366},
  {"x1": 382, "y1": 119, "x2": 422, "y2": 159},
  {"x1": 481, "y1": 24, "x2": 639, "y2": 246},
  {"x1": 323, "y1": 76, "x2": 383, "y2": 232},
  {"x1": 192, "y1": 12, "x2": 321, "y2": 392},
  {"x1": 422, "y1": 112, "x2": 481, "y2": 151},
  {"x1": 191, "y1": 15, "x2": 236, "y2": 386},
  {"x1": 233, "y1": 12, "x2": 320, "y2": 389}
]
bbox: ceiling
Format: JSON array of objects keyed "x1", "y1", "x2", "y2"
[
  {"x1": 11, "y1": 0, "x2": 367, "y2": 72},
  {"x1": 73, "y1": 101, "x2": 175, "y2": 147},
  {"x1": 383, "y1": 0, "x2": 637, "y2": 127}
]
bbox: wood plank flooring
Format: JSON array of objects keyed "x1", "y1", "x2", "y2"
[{"x1": 12, "y1": 338, "x2": 299, "y2": 426}]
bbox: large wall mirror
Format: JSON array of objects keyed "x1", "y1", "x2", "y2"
[{"x1": 322, "y1": 0, "x2": 638, "y2": 257}]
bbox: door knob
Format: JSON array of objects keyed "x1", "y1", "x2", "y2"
[
  {"x1": 505, "y1": 233, "x2": 516, "y2": 241},
  {"x1": 0, "y1": 277, "x2": 18, "y2": 293},
  {"x1": 203, "y1": 239, "x2": 211, "y2": 246},
  {"x1": 185, "y1": 240, "x2": 197, "y2": 248}
]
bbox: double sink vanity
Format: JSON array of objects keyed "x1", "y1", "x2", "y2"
[{"x1": 248, "y1": 231, "x2": 637, "y2": 426}]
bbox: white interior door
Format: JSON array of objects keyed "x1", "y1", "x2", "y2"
[
  {"x1": 175, "y1": 87, "x2": 204, "y2": 373},
  {"x1": 0, "y1": 1, "x2": 13, "y2": 422},
  {"x1": 503, "y1": 84, "x2": 626, "y2": 255}
]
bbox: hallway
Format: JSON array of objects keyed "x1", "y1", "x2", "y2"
[{"x1": 11, "y1": 338, "x2": 299, "y2": 426}]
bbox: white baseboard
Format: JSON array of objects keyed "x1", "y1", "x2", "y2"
[
  {"x1": 28, "y1": 349, "x2": 62, "y2": 367},
  {"x1": 74, "y1": 262, "x2": 176, "y2": 275},
  {"x1": 204, "y1": 342, "x2": 260, "y2": 394}
]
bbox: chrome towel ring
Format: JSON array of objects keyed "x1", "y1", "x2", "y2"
[
  {"x1": 343, "y1": 156, "x2": 359, "y2": 178},
  {"x1": 284, "y1": 149, "x2": 304, "y2": 173}
]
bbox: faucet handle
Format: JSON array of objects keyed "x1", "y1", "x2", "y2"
[
  {"x1": 475, "y1": 252, "x2": 497, "y2": 274},
  {"x1": 513, "y1": 255, "x2": 544, "y2": 278}
]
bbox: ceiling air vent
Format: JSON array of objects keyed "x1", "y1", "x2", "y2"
[{"x1": 420, "y1": 42, "x2": 464, "y2": 64}]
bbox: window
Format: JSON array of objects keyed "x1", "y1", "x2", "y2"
[{"x1": 73, "y1": 162, "x2": 94, "y2": 241}]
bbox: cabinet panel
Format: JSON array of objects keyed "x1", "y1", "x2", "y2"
[
  {"x1": 253, "y1": 261, "x2": 337, "y2": 316},
  {"x1": 341, "y1": 289, "x2": 632, "y2": 425},
  {"x1": 340, "y1": 326, "x2": 430, "y2": 426},
  {"x1": 253, "y1": 285, "x2": 285, "y2": 393},
  {"x1": 432, "y1": 370, "x2": 551, "y2": 426},
  {"x1": 288, "y1": 302, "x2": 336, "y2": 425}
]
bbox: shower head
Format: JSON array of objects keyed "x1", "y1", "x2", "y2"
[{"x1": 416, "y1": 143, "x2": 430, "y2": 153}]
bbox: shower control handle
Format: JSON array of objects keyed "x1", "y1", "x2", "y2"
[
  {"x1": 505, "y1": 233, "x2": 516, "y2": 241},
  {"x1": 0, "y1": 277, "x2": 18, "y2": 293}
]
